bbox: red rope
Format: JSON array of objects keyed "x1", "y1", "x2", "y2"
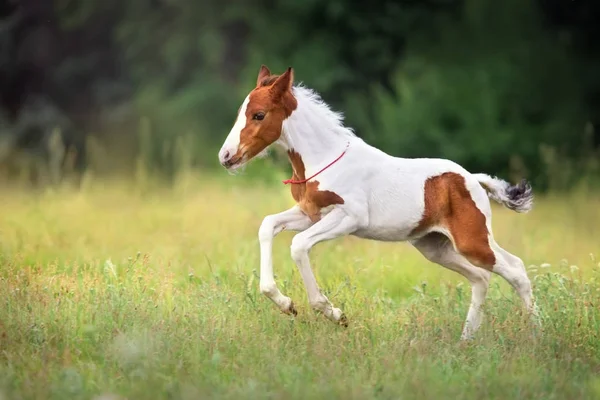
[{"x1": 282, "y1": 142, "x2": 350, "y2": 185}]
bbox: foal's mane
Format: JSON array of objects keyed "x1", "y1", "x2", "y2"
[
  {"x1": 258, "y1": 75, "x2": 356, "y2": 139},
  {"x1": 291, "y1": 84, "x2": 356, "y2": 139}
]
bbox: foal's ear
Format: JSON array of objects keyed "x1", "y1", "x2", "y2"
[
  {"x1": 270, "y1": 67, "x2": 294, "y2": 98},
  {"x1": 256, "y1": 65, "x2": 271, "y2": 86}
]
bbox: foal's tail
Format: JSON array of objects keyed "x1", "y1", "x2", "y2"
[{"x1": 473, "y1": 174, "x2": 533, "y2": 213}]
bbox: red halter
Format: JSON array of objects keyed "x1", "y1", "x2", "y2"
[{"x1": 282, "y1": 142, "x2": 350, "y2": 185}]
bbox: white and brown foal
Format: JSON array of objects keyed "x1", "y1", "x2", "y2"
[{"x1": 219, "y1": 65, "x2": 536, "y2": 339}]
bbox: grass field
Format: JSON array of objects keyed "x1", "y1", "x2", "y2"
[{"x1": 1, "y1": 175, "x2": 600, "y2": 399}]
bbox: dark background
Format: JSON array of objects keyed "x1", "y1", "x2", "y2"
[{"x1": 1, "y1": 0, "x2": 599, "y2": 189}]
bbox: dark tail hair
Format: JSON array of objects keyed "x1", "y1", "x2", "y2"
[{"x1": 473, "y1": 174, "x2": 533, "y2": 213}]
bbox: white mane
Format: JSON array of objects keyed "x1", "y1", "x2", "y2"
[{"x1": 291, "y1": 84, "x2": 356, "y2": 138}]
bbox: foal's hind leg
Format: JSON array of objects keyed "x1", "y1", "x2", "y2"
[
  {"x1": 445, "y1": 221, "x2": 538, "y2": 327},
  {"x1": 412, "y1": 233, "x2": 491, "y2": 340},
  {"x1": 489, "y1": 240, "x2": 538, "y2": 320}
]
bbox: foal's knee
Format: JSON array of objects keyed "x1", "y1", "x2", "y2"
[
  {"x1": 258, "y1": 215, "x2": 276, "y2": 243},
  {"x1": 290, "y1": 236, "x2": 309, "y2": 264}
]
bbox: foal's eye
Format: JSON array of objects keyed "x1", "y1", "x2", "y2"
[{"x1": 253, "y1": 112, "x2": 265, "y2": 121}]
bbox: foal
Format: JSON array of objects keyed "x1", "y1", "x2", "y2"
[{"x1": 218, "y1": 65, "x2": 536, "y2": 339}]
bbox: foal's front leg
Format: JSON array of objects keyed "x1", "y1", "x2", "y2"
[
  {"x1": 258, "y1": 206, "x2": 312, "y2": 314},
  {"x1": 290, "y1": 208, "x2": 358, "y2": 325}
]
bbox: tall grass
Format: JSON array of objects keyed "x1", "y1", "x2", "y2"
[{"x1": 0, "y1": 177, "x2": 599, "y2": 399}]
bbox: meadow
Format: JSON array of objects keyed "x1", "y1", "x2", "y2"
[{"x1": 1, "y1": 174, "x2": 600, "y2": 400}]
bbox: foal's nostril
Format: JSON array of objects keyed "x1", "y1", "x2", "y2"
[{"x1": 223, "y1": 150, "x2": 231, "y2": 160}]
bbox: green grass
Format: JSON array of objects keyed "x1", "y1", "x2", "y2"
[{"x1": 1, "y1": 175, "x2": 600, "y2": 399}]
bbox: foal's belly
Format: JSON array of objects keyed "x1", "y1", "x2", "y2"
[
  {"x1": 351, "y1": 225, "x2": 416, "y2": 242},
  {"x1": 348, "y1": 181, "x2": 426, "y2": 242}
]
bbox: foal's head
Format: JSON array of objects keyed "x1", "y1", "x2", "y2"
[{"x1": 218, "y1": 65, "x2": 297, "y2": 170}]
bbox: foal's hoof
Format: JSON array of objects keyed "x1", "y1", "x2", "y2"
[
  {"x1": 338, "y1": 313, "x2": 349, "y2": 328},
  {"x1": 330, "y1": 307, "x2": 348, "y2": 327},
  {"x1": 282, "y1": 301, "x2": 298, "y2": 316}
]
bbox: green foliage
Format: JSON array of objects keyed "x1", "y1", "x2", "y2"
[
  {"x1": 355, "y1": 0, "x2": 587, "y2": 188},
  {"x1": 49, "y1": 0, "x2": 600, "y2": 189},
  {"x1": 101, "y1": 0, "x2": 460, "y2": 178}
]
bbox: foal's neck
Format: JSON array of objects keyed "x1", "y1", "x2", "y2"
[{"x1": 278, "y1": 88, "x2": 351, "y2": 172}]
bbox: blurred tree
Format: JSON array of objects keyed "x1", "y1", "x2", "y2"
[
  {"x1": 105, "y1": 0, "x2": 463, "y2": 176},
  {"x1": 0, "y1": 0, "x2": 598, "y2": 188},
  {"x1": 359, "y1": 0, "x2": 587, "y2": 188}
]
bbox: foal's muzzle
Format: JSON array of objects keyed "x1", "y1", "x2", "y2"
[{"x1": 218, "y1": 148, "x2": 244, "y2": 169}]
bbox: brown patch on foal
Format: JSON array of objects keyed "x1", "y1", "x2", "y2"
[
  {"x1": 412, "y1": 172, "x2": 496, "y2": 269},
  {"x1": 287, "y1": 150, "x2": 344, "y2": 222}
]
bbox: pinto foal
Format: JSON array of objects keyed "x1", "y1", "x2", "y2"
[{"x1": 219, "y1": 65, "x2": 536, "y2": 339}]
